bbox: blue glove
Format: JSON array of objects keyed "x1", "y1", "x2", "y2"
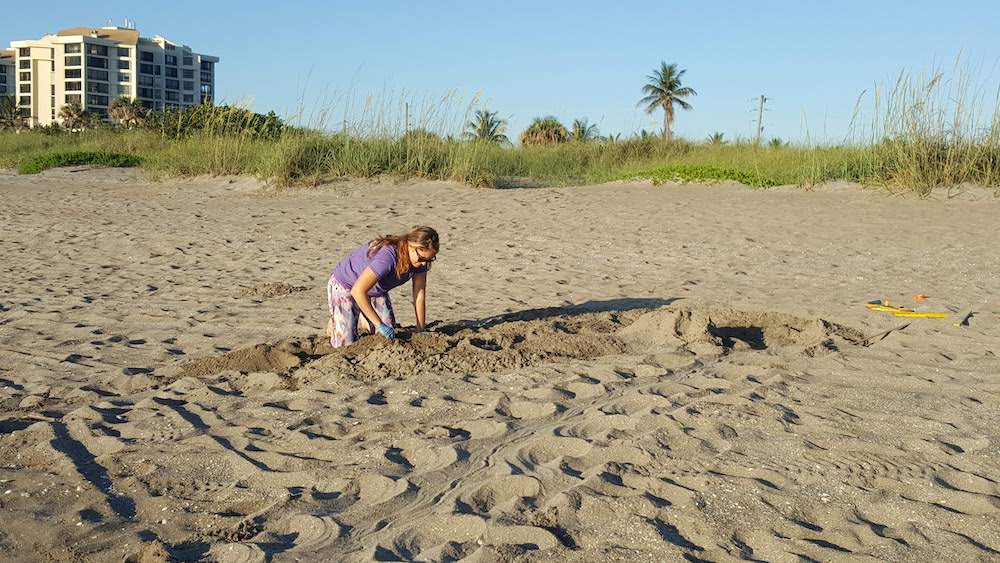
[{"x1": 376, "y1": 324, "x2": 396, "y2": 339}]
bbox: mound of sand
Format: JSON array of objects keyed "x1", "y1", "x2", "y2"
[{"x1": 173, "y1": 306, "x2": 865, "y2": 387}]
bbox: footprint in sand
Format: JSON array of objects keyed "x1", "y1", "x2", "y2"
[
  {"x1": 506, "y1": 400, "x2": 558, "y2": 419},
  {"x1": 462, "y1": 475, "x2": 542, "y2": 513},
  {"x1": 453, "y1": 419, "x2": 508, "y2": 439},
  {"x1": 271, "y1": 514, "x2": 346, "y2": 552},
  {"x1": 554, "y1": 414, "x2": 637, "y2": 441},
  {"x1": 208, "y1": 542, "x2": 266, "y2": 563},
  {"x1": 562, "y1": 380, "x2": 607, "y2": 399},
  {"x1": 373, "y1": 514, "x2": 487, "y2": 561},
  {"x1": 352, "y1": 474, "x2": 413, "y2": 507},
  {"x1": 401, "y1": 444, "x2": 463, "y2": 473},
  {"x1": 484, "y1": 525, "x2": 560, "y2": 550},
  {"x1": 517, "y1": 436, "x2": 592, "y2": 466}
]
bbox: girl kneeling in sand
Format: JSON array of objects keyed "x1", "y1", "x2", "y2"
[{"x1": 326, "y1": 226, "x2": 439, "y2": 347}]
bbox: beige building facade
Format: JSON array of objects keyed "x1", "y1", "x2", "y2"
[
  {"x1": 0, "y1": 50, "x2": 14, "y2": 98},
  {"x1": 6, "y1": 25, "x2": 218, "y2": 127}
]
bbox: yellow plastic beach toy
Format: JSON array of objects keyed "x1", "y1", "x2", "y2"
[{"x1": 865, "y1": 299, "x2": 947, "y2": 318}]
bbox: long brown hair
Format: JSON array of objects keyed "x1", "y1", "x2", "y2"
[{"x1": 368, "y1": 226, "x2": 440, "y2": 278}]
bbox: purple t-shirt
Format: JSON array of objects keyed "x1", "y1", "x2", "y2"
[{"x1": 333, "y1": 243, "x2": 426, "y2": 296}]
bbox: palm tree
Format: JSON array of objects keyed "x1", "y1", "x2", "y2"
[
  {"x1": 570, "y1": 118, "x2": 599, "y2": 142},
  {"x1": 59, "y1": 102, "x2": 90, "y2": 130},
  {"x1": 707, "y1": 132, "x2": 726, "y2": 145},
  {"x1": 638, "y1": 61, "x2": 697, "y2": 141},
  {"x1": 110, "y1": 97, "x2": 147, "y2": 129},
  {"x1": 519, "y1": 116, "x2": 568, "y2": 145},
  {"x1": 0, "y1": 95, "x2": 20, "y2": 130},
  {"x1": 463, "y1": 109, "x2": 509, "y2": 144}
]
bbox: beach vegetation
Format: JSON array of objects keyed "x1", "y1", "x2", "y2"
[
  {"x1": 638, "y1": 62, "x2": 697, "y2": 141},
  {"x1": 17, "y1": 150, "x2": 142, "y2": 174},
  {"x1": 0, "y1": 60, "x2": 997, "y2": 195},
  {"x1": 520, "y1": 116, "x2": 568, "y2": 145},
  {"x1": 462, "y1": 109, "x2": 509, "y2": 145},
  {"x1": 570, "y1": 119, "x2": 600, "y2": 142}
]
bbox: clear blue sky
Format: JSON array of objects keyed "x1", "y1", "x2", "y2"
[{"x1": 5, "y1": 1, "x2": 999, "y2": 142}]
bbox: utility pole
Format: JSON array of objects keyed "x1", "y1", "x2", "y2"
[{"x1": 754, "y1": 94, "x2": 768, "y2": 145}]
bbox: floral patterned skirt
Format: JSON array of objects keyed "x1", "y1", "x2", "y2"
[{"x1": 326, "y1": 274, "x2": 396, "y2": 348}]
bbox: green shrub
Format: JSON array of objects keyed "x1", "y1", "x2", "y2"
[
  {"x1": 626, "y1": 163, "x2": 781, "y2": 187},
  {"x1": 145, "y1": 104, "x2": 285, "y2": 140},
  {"x1": 17, "y1": 151, "x2": 142, "y2": 174}
]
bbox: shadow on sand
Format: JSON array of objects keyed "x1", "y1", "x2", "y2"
[{"x1": 433, "y1": 297, "x2": 680, "y2": 334}]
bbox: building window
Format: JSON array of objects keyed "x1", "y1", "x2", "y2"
[
  {"x1": 65, "y1": 44, "x2": 82, "y2": 54},
  {"x1": 86, "y1": 44, "x2": 108, "y2": 56},
  {"x1": 166, "y1": 44, "x2": 176, "y2": 51},
  {"x1": 200, "y1": 61, "x2": 213, "y2": 71},
  {"x1": 0, "y1": 86, "x2": 6, "y2": 94},
  {"x1": 65, "y1": 82, "x2": 82, "y2": 91},
  {"x1": 89, "y1": 70, "x2": 109, "y2": 81},
  {"x1": 20, "y1": 83, "x2": 30, "y2": 93},
  {"x1": 66, "y1": 94, "x2": 81, "y2": 104},
  {"x1": 165, "y1": 55, "x2": 177, "y2": 65},
  {"x1": 183, "y1": 56, "x2": 193, "y2": 66},
  {"x1": 166, "y1": 67, "x2": 178, "y2": 78},
  {"x1": 117, "y1": 85, "x2": 130, "y2": 96},
  {"x1": 137, "y1": 76, "x2": 154, "y2": 87},
  {"x1": 118, "y1": 60, "x2": 130, "y2": 70},
  {"x1": 183, "y1": 81, "x2": 194, "y2": 91},
  {"x1": 118, "y1": 72, "x2": 130, "y2": 82},
  {"x1": 166, "y1": 91, "x2": 179, "y2": 101},
  {"x1": 19, "y1": 95, "x2": 31, "y2": 105},
  {"x1": 87, "y1": 82, "x2": 109, "y2": 94},
  {"x1": 117, "y1": 47, "x2": 129, "y2": 57},
  {"x1": 201, "y1": 72, "x2": 212, "y2": 82},
  {"x1": 65, "y1": 69, "x2": 82, "y2": 79},
  {"x1": 166, "y1": 79, "x2": 179, "y2": 90},
  {"x1": 87, "y1": 94, "x2": 108, "y2": 107},
  {"x1": 65, "y1": 56, "x2": 81, "y2": 66},
  {"x1": 182, "y1": 69, "x2": 194, "y2": 79},
  {"x1": 139, "y1": 63, "x2": 154, "y2": 75},
  {"x1": 20, "y1": 60, "x2": 31, "y2": 69},
  {"x1": 0, "y1": 75, "x2": 5, "y2": 84},
  {"x1": 140, "y1": 51, "x2": 154, "y2": 62},
  {"x1": 87, "y1": 56, "x2": 108, "y2": 69},
  {"x1": 138, "y1": 87, "x2": 155, "y2": 99},
  {"x1": 90, "y1": 107, "x2": 108, "y2": 118},
  {"x1": 19, "y1": 72, "x2": 31, "y2": 81},
  {"x1": 19, "y1": 48, "x2": 30, "y2": 57},
  {"x1": 183, "y1": 94, "x2": 194, "y2": 103}
]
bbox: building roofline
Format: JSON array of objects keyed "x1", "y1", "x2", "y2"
[{"x1": 56, "y1": 26, "x2": 139, "y2": 46}]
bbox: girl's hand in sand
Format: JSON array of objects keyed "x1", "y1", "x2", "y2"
[{"x1": 377, "y1": 324, "x2": 396, "y2": 339}]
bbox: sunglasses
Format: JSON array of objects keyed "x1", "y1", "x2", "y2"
[{"x1": 414, "y1": 252, "x2": 436, "y2": 264}]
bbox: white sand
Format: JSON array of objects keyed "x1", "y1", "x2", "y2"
[{"x1": 0, "y1": 168, "x2": 998, "y2": 562}]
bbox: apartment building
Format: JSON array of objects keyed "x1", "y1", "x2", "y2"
[
  {"x1": 7, "y1": 25, "x2": 218, "y2": 127},
  {"x1": 0, "y1": 50, "x2": 13, "y2": 97}
]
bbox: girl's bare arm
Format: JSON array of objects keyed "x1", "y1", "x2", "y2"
[
  {"x1": 412, "y1": 271, "x2": 427, "y2": 331},
  {"x1": 351, "y1": 267, "x2": 387, "y2": 328}
]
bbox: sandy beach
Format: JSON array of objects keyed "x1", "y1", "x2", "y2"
[{"x1": 1, "y1": 168, "x2": 998, "y2": 562}]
